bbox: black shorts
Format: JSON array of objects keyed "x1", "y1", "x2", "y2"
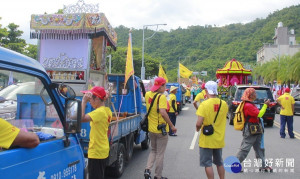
[{"x1": 88, "y1": 158, "x2": 107, "y2": 179}]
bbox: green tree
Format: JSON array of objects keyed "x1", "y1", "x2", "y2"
[
  {"x1": 2, "y1": 23, "x2": 26, "y2": 53},
  {"x1": 110, "y1": 47, "x2": 160, "y2": 78},
  {"x1": 0, "y1": 17, "x2": 9, "y2": 46},
  {"x1": 24, "y1": 44, "x2": 38, "y2": 60}
]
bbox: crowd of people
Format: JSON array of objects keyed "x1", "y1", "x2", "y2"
[
  {"x1": 0, "y1": 76, "x2": 296, "y2": 179},
  {"x1": 142, "y1": 77, "x2": 296, "y2": 179}
]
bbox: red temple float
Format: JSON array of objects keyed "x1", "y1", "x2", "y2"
[{"x1": 216, "y1": 59, "x2": 252, "y2": 87}]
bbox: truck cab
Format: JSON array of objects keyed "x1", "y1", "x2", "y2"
[{"x1": 0, "y1": 47, "x2": 84, "y2": 178}]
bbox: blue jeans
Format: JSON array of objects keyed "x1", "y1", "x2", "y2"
[
  {"x1": 280, "y1": 115, "x2": 294, "y2": 138},
  {"x1": 168, "y1": 113, "x2": 176, "y2": 135}
]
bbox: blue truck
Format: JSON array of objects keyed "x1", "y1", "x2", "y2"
[
  {"x1": 0, "y1": 48, "x2": 148, "y2": 179},
  {"x1": 29, "y1": 10, "x2": 149, "y2": 178},
  {"x1": 166, "y1": 83, "x2": 186, "y2": 112},
  {"x1": 0, "y1": 47, "x2": 85, "y2": 178}
]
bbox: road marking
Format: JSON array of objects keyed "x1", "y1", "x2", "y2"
[
  {"x1": 274, "y1": 121, "x2": 300, "y2": 139},
  {"x1": 189, "y1": 131, "x2": 199, "y2": 150},
  {"x1": 182, "y1": 107, "x2": 189, "y2": 111}
]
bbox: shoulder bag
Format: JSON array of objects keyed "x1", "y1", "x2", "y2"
[
  {"x1": 202, "y1": 99, "x2": 222, "y2": 136},
  {"x1": 245, "y1": 102, "x2": 263, "y2": 135},
  {"x1": 140, "y1": 93, "x2": 160, "y2": 132}
]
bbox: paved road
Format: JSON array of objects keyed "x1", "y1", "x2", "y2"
[{"x1": 108, "y1": 103, "x2": 300, "y2": 179}]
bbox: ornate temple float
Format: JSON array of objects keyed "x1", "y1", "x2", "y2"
[
  {"x1": 30, "y1": 0, "x2": 117, "y2": 93},
  {"x1": 216, "y1": 59, "x2": 252, "y2": 87}
]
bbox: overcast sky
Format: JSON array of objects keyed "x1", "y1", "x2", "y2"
[{"x1": 0, "y1": 0, "x2": 299, "y2": 44}]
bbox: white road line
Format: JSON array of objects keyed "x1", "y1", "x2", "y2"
[
  {"x1": 182, "y1": 107, "x2": 189, "y2": 111},
  {"x1": 274, "y1": 121, "x2": 300, "y2": 139},
  {"x1": 189, "y1": 131, "x2": 199, "y2": 150}
]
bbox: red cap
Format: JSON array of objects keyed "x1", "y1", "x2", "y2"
[
  {"x1": 285, "y1": 88, "x2": 290, "y2": 93},
  {"x1": 201, "y1": 83, "x2": 206, "y2": 89},
  {"x1": 150, "y1": 77, "x2": 166, "y2": 92},
  {"x1": 81, "y1": 86, "x2": 106, "y2": 100}
]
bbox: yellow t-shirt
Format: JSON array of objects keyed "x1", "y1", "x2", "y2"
[
  {"x1": 278, "y1": 93, "x2": 295, "y2": 116},
  {"x1": 194, "y1": 90, "x2": 206, "y2": 103},
  {"x1": 196, "y1": 98, "x2": 228, "y2": 148},
  {"x1": 168, "y1": 93, "x2": 177, "y2": 113},
  {"x1": 88, "y1": 106, "x2": 112, "y2": 159},
  {"x1": 0, "y1": 119, "x2": 20, "y2": 149},
  {"x1": 185, "y1": 89, "x2": 191, "y2": 97},
  {"x1": 145, "y1": 91, "x2": 169, "y2": 133}
]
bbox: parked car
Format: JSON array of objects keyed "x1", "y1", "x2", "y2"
[
  {"x1": 0, "y1": 82, "x2": 36, "y2": 120},
  {"x1": 294, "y1": 94, "x2": 300, "y2": 114},
  {"x1": 227, "y1": 85, "x2": 277, "y2": 126},
  {"x1": 291, "y1": 87, "x2": 300, "y2": 96},
  {"x1": 276, "y1": 93, "x2": 300, "y2": 114}
]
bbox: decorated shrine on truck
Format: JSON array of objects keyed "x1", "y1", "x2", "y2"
[
  {"x1": 216, "y1": 58, "x2": 252, "y2": 87},
  {"x1": 30, "y1": 1, "x2": 117, "y2": 93}
]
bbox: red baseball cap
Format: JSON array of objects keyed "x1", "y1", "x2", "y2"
[
  {"x1": 201, "y1": 83, "x2": 206, "y2": 89},
  {"x1": 285, "y1": 88, "x2": 290, "y2": 93},
  {"x1": 150, "y1": 77, "x2": 166, "y2": 92},
  {"x1": 81, "y1": 86, "x2": 106, "y2": 100}
]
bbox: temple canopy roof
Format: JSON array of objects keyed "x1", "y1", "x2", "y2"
[
  {"x1": 216, "y1": 59, "x2": 251, "y2": 75},
  {"x1": 30, "y1": 1, "x2": 117, "y2": 49}
]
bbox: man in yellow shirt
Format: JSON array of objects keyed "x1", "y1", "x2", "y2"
[
  {"x1": 0, "y1": 118, "x2": 39, "y2": 149},
  {"x1": 193, "y1": 83, "x2": 207, "y2": 110},
  {"x1": 276, "y1": 88, "x2": 295, "y2": 139},
  {"x1": 168, "y1": 86, "x2": 179, "y2": 136},
  {"x1": 185, "y1": 87, "x2": 191, "y2": 103},
  {"x1": 144, "y1": 77, "x2": 177, "y2": 179},
  {"x1": 81, "y1": 86, "x2": 112, "y2": 179},
  {"x1": 196, "y1": 81, "x2": 228, "y2": 179}
]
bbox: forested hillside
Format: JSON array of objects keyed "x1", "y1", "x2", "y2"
[
  {"x1": 113, "y1": 4, "x2": 300, "y2": 81},
  {"x1": 1, "y1": 5, "x2": 299, "y2": 82}
]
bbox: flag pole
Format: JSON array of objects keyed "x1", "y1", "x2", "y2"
[
  {"x1": 129, "y1": 31, "x2": 137, "y2": 115},
  {"x1": 177, "y1": 62, "x2": 179, "y2": 83}
]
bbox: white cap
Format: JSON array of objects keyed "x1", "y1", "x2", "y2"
[{"x1": 205, "y1": 81, "x2": 218, "y2": 95}]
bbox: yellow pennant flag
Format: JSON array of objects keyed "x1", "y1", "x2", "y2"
[
  {"x1": 179, "y1": 63, "x2": 193, "y2": 78},
  {"x1": 124, "y1": 33, "x2": 134, "y2": 87},
  {"x1": 158, "y1": 64, "x2": 168, "y2": 83},
  {"x1": 191, "y1": 76, "x2": 198, "y2": 84}
]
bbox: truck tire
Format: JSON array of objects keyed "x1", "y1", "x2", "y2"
[
  {"x1": 141, "y1": 134, "x2": 150, "y2": 150},
  {"x1": 228, "y1": 112, "x2": 234, "y2": 125},
  {"x1": 267, "y1": 121, "x2": 274, "y2": 127},
  {"x1": 125, "y1": 133, "x2": 134, "y2": 161},
  {"x1": 109, "y1": 143, "x2": 125, "y2": 177}
]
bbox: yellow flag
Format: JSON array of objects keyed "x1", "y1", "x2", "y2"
[
  {"x1": 192, "y1": 76, "x2": 198, "y2": 84},
  {"x1": 124, "y1": 33, "x2": 134, "y2": 87},
  {"x1": 158, "y1": 64, "x2": 168, "y2": 83},
  {"x1": 179, "y1": 63, "x2": 193, "y2": 78}
]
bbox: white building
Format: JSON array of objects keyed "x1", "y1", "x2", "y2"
[{"x1": 257, "y1": 22, "x2": 300, "y2": 64}]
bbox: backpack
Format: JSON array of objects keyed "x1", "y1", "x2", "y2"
[{"x1": 233, "y1": 101, "x2": 245, "y2": 131}]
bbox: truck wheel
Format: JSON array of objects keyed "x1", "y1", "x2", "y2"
[
  {"x1": 126, "y1": 133, "x2": 134, "y2": 161},
  {"x1": 228, "y1": 112, "x2": 234, "y2": 125},
  {"x1": 267, "y1": 121, "x2": 274, "y2": 127},
  {"x1": 110, "y1": 143, "x2": 125, "y2": 177},
  {"x1": 141, "y1": 134, "x2": 149, "y2": 150}
]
